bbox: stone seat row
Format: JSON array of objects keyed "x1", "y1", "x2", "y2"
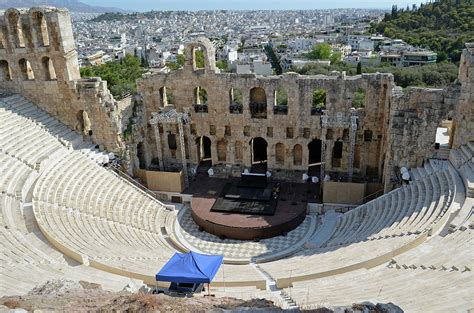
[
  {"x1": 0, "y1": 152, "x2": 33, "y2": 198},
  {"x1": 0, "y1": 95, "x2": 162, "y2": 295},
  {"x1": 34, "y1": 152, "x2": 168, "y2": 233},
  {"x1": 0, "y1": 228, "x2": 132, "y2": 297},
  {"x1": 0, "y1": 194, "x2": 133, "y2": 297},
  {"x1": 323, "y1": 162, "x2": 451, "y2": 245},
  {"x1": 258, "y1": 161, "x2": 465, "y2": 286},
  {"x1": 34, "y1": 201, "x2": 174, "y2": 257},
  {"x1": 0, "y1": 96, "x2": 95, "y2": 158},
  {"x1": 33, "y1": 198, "x2": 263, "y2": 287},
  {"x1": 0, "y1": 96, "x2": 77, "y2": 141},
  {"x1": 285, "y1": 216, "x2": 474, "y2": 312}
]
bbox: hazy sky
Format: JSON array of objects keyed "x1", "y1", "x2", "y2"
[{"x1": 80, "y1": 0, "x2": 427, "y2": 11}]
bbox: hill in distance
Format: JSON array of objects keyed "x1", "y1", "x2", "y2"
[
  {"x1": 0, "y1": 0, "x2": 128, "y2": 13},
  {"x1": 372, "y1": 0, "x2": 474, "y2": 62}
]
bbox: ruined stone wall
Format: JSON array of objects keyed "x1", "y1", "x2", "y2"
[
  {"x1": 0, "y1": 7, "x2": 125, "y2": 153},
  {"x1": 0, "y1": 8, "x2": 471, "y2": 187},
  {"x1": 382, "y1": 44, "x2": 473, "y2": 190},
  {"x1": 452, "y1": 44, "x2": 474, "y2": 148},
  {"x1": 384, "y1": 87, "x2": 450, "y2": 169},
  {"x1": 138, "y1": 38, "x2": 394, "y2": 181}
]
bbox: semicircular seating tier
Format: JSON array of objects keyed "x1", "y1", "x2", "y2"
[
  {"x1": 258, "y1": 157, "x2": 466, "y2": 287},
  {"x1": 0, "y1": 95, "x2": 139, "y2": 296},
  {"x1": 1, "y1": 94, "x2": 472, "y2": 308},
  {"x1": 284, "y1": 215, "x2": 474, "y2": 312}
]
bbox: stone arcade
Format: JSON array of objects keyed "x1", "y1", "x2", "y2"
[
  {"x1": 0, "y1": 8, "x2": 473, "y2": 311},
  {"x1": 1, "y1": 10, "x2": 471, "y2": 191},
  {"x1": 135, "y1": 37, "x2": 472, "y2": 195}
]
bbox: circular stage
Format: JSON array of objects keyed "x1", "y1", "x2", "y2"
[{"x1": 190, "y1": 181, "x2": 308, "y2": 240}]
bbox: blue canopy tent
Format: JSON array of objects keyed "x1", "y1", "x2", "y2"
[{"x1": 156, "y1": 251, "x2": 223, "y2": 287}]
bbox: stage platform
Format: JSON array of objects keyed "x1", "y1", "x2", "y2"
[
  {"x1": 210, "y1": 182, "x2": 277, "y2": 215},
  {"x1": 186, "y1": 174, "x2": 321, "y2": 240}
]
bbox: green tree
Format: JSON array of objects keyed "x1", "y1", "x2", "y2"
[
  {"x1": 194, "y1": 50, "x2": 205, "y2": 68},
  {"x1": 357, "y1": 62, "x2": 362, "y2": 74},
  {"x1": 80, "y1": 55, "x2": 144, "y2": 99},
  {"x1": 166, "y1": 54, "x2": 186, "y2": 70},
  {"x1": 312, "y1": 89, "x2": 326, "y2": 108},
  {"x1": 275, "y1": 88, "x2": 288, "y2": 106},
  {"x1": 330, "y1": 51, "x2": 342, "y2": 64},
  {"x1": 306, "y1": 43, "x2": 332, "y2": 60},
  {"x1": 352, "y1": 89, "x2": 366, "y2": 108},
  {"x1": 373, "y1": 0, "x2": 474, "y2": 62},
  {"x1": 216, "y1": 60, "x2": 228, "y2": 71}
]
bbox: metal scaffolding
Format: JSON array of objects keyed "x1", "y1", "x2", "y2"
[{"x1": 149, "y1": 108, "x2": 191, "y2": 187}]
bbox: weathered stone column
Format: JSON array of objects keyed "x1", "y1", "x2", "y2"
[
  {"x1": 348, "y1": 114, "x2": 358, "y2": 182},
  {"x1": 320, "y1": 113, "x2": 328, "y2": 183},
  {"x1": 185, "y1": 124, "x2": 193, "y2": 164},
  {"x1": 177, "y1": 118, "x2": 189, "y2": 188},
  {"x1": 151, "y1": 123, "x2": 164, "y2": 171}
]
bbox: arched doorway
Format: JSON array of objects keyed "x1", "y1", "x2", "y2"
[
  {"x1": 250, "y1": 137, "x2": 268, "y2": 173},
  {"x1": 137, "y1": 142, "x2": 146, "y2": 169},
  {"x1": 196, "y1": 136, "x2": 212, "y2": 166},
  {"x1": 308, "y1": 139, "x2": 322, "y2": 176},
  {"x1": 249, "y1": 87, "x2": 267, "y2": 119}
]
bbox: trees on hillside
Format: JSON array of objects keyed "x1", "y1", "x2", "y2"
[
  {"x1": 290, "y1": 62, "x2": 458, "y2": 88},
  {"x1": 80, "y1": 55, "x2": 145, "y2": 99},
  {"x1": 372, "y1": 0, "x2": 474, "y2": 62}
]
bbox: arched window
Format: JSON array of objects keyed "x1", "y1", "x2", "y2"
[
  {"x1": 0, "y1": 60, "x2": 12, "y2": 81},
  {"x1": 193, "y1": 86, "x2": 208, "y2": 113},
  {"x1": 275, "y1": 143, "x2": 285, "y2": 164},
  {"x1": 274, "y1": 87, "x2": 288, "y2": 106},
  {"x1": 32, "y1": 11, "x2": 49, "y2": 47},
  {"x1": 19, "y1": 58, "x2": 34, "y2": 80},
  {"x1": 311, "y1": 88, "x2": 326, "y2": 115},
  {"x1": 274, "y1": 87, "x2": 288, "y2": 115},
  {"x1": 7, "y1": 11, "x2": 25, "y2": 48},
  {"x1": 159, "y1": 86, "x2": 173, "y2": 107},
  {"x1": 249, "y1": 87, "x2": 267, "y2": 119},
  {"x1": 194, "y1": 86, "x2": 208, "y2": 104},
  {"x1": 193, "y1": 46, "x2": 205, "y2": 70},
  {"x1": 352, "y1": 88, "x2": 366, "y2": 108},
  {"x1": 229, "y1": 88, "x2": 243, "y2": 105},
  {"x1": 137, "y1": 142, "x2": 146, "y2": 169},
  {"x1": 42, "y1": 57, "x2": 56, "y2": 80},
  {"x1": 293, "y1": 144, "x2": 302, "y2": 166},
  {"x1": 229, "y1": 87, "x2": 243, "y2": 113}
]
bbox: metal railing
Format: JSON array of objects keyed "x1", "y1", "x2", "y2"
[
  {"x1": 353, "y1": 188, "x2": 386, "y2": 206},
  {"x1": 109, "y1": 165, "x2": 164, "y2": 203}
]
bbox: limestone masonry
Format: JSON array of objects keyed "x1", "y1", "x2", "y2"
[{"x1": 0, "y1": 8, "x2": 472, "y2": 191}]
